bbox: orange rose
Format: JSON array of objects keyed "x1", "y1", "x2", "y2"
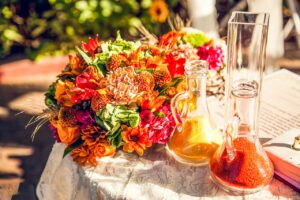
[
  {"x1": 71, "y1": 145, "x2": 97, "y2": 166},
  {"x1": 51, "y1": 119, "x2": 80, "y2": 145},
  {"x1": 93, "y1": 139, "x2": 116, "y2": 158}
]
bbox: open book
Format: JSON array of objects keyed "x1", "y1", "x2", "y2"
[
  {"x1": 208, "y1": 69, "x2": 300, "y2": 190},
  {"x1": 260, "y1": 69, "x2": 300, "y2": 191}
]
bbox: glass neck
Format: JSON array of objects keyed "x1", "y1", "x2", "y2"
[
  {"x1": 186, "y1": 76, "x2": 207, "y2": 98},
  {"x1": 226, "y1": 86, "x2": 259, "y2": 137}
]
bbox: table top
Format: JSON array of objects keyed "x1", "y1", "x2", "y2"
[{"x1": 37, "y1": 143, "x2": 300, "y2": 200}]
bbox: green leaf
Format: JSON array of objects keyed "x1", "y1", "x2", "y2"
[
  {"x1": 182, "y1": 33, "x2": 210, "y2": 48},
  {"x1": 107, "y1": 128, "x2": 124, "y2": 148},
  {"x1": 95, "y1": 115, "x2": 112, "y2": 131},
  {"x1": 135, "y1": 68, "x2": 154, "y2": 74},
  {"x1": 76, "y1": 46, "x2": 92, "y2": 64},
  {"x1": 3, "y1": 29, "x2": 24, "y2": 43},
  {"x1": 93, "y1": 63, "x2": 107, "y2": 76},
  {"x1": 63, "y1": 139, "x2": 84, "y2": 158},
  {"x1": 107, "y1": 122, "x2": 121, "y2": 136},
  {"x1": 45, "y1": 82, "x2": 58, "y2": 109},
  {"x1": 153, "y1": 111, "x2": 166, "y2": 118},
  {"x1": 128, "y1": 113, "x2": 140, "y2": 127},
  {"x1": 63, "y1": 146, "x2": 74, "y2": 158},
  {"x1": 158, "y1": 76, "x2": 183, "y2": 96}
]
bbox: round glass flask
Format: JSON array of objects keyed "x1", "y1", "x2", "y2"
[{"x1": 167, "y1": 60, "x2": 222, "y2": 166}]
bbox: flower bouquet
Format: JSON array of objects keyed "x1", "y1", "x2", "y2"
[{"x1": 43, "y1": 28, "x2": 225, "y2": 166}]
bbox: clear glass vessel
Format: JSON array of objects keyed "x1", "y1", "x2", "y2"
[
  {"x1": 167, "y1": 60, "x2": 222, "y2": 166},
  {"x1": 209, "y1": 12, "x2": 273, "y2": 194}
]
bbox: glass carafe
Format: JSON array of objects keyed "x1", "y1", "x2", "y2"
[
  {"x1": 167, "y1": 60, "x2": 222, "y2": 166},
  {"x1": 209, "y1": 12, "x2": 273, "y2": 194}
]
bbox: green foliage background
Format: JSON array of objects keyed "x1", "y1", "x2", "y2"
[{"x1": 0, "y1": 0, "x2": 181, "y2": 60}]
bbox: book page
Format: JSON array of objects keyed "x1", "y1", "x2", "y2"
[{"x1": 259, "y1": 69, "x2": 300, "y2": 138}]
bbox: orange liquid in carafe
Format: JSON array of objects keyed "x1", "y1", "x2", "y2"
[{"x1": 168, "y1": 116, "x2": 222, "y2": 162}]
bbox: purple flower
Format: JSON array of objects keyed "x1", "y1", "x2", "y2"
[
  {"x1": 75, "y1": 110, "x2": 95, "y2": 129},
  {"x1": 49, "y1": 123, "x2": 61, "y2": 142}
]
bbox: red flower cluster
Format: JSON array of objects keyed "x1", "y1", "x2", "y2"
[
  {"x1": 82, "y1": 34, "x2": 100, "y2": 57},
  {"x1": 71, "y1": 67, "x2": 101, "y2": 104},
  {"x1": 165, "y1": 53, "x2": 186, "y2": 77}
]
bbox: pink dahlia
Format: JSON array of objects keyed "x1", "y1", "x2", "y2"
[
  {"x1": 197, "y1": 45, "x2": 224, "y2": 71},
  {"x1": 140, "y1": 104, "x2": 175, "y2": 144}
]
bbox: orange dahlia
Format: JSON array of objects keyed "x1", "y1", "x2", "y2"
[
  {"x1": 136, "y1": 72, "x2": 155, "y2": 92},
  {"x1": 159, "y1": 31, "x2": 183, "y2": 48},
  {"x1": 68, "y1": 54, "x2": 87, "y2": 75},
  {"x1": 91, "y1": 89, "x2": 110, "y2": 112},
  {"x1": 106, "y1": 53, "x2": 128, "y2": 71},
  {"x1": 55, "y1": 80, "x2": 75, "y2": 107},
  {"x1": 165, "y1": 87, "x2": 177, "y2": 98},
  {"x1": 81, "y1": 124, "x2": 106, "y2": 146},
  {"x1": 71, "y1": 145, "x2": 96, "y2": 166},
  {"x1": 121, "y1": 125, "x2": 152, "y2": 156},
  {"x1": 149, "y1": 0, "x2": 169, "y2": 23},
  {"x1": 137, "y1": 91, "x2": 165, "y2": 111},
  {"x1": 154, "y1": 69, "x2": 171, "y2": 87}
]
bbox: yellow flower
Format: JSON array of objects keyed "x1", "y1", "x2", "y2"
[{"x1": 149, "y1": 0, "x2": 169, "y2": 23}]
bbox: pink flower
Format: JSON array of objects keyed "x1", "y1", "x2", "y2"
[
  {"x1": 76, "y1": 110, "x2": 95, "y2": 124},
  {"x1": 197, "y1": 45, "x2": 224, "y2": 71},
  {"x1": 49, "y1": 123, "x2": 61, "y2": 142},
  {"x1": 76, "y1": 110, "x2": 96, "y2": 130},
  {"x1": 140, "y1": 110, "x2": 155, "y2": 127},
  {"x1": 140, "y1": 104, "x2": 175, "y2": 144}
]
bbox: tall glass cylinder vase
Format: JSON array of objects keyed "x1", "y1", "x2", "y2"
[{"x1": 209, "y1": 12, "x2": 274, "y2": 194}]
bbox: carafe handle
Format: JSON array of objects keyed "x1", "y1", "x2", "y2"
[
  {"x1": 224, "y1": 114, "x2": 240, "y2": 161},
  {"x1": 171, "y1": 92, "x2": 189, "y2": 125}
]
